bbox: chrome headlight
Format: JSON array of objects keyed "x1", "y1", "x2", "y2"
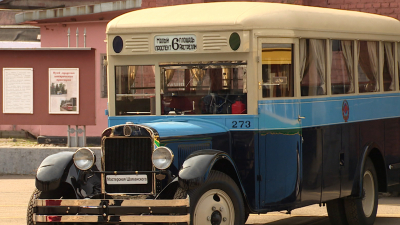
[
  {"x1": 152, "y1": 147, "x2": 174, "y2": 170},
  {"x1": 73, "y1": 148, "x2": 95, "y2": 171}
]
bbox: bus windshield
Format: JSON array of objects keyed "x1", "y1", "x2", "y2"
[{"x1": 160, "y1": 61, "x2": 247, "y2": 115}]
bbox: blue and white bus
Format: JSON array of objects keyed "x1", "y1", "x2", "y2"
[{"x1": 30, "y1": 2, "x2": 400, "y2": 225}]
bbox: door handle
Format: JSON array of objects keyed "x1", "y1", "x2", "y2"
[{"x1": 298, "y1": 115, "x2": 305, "y2": 122}]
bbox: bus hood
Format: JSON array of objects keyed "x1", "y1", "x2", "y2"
[{"x1": 141, "y1": 118, "x2": 229, "y2": 138}]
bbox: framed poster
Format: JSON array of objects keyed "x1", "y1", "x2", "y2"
[
  {"x1": 49, "y1": 68, "x2": 79, "y2": 114},
  {"x1": 3, "y1": 68, "x2": 33, "y2": 114}
]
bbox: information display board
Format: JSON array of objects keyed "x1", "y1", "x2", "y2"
[
  {"x1": 2, "y1": 68, "x2": 33, "y2": 114},
  {"x1": 49, "y1": 68, "x2": 79, "y2": 114},
  {"x1": 0, "y1": 48, "x2": 95, "y2": 125}
]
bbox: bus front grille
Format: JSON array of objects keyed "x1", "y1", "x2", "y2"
[{"x1": 103, "y1": 137, "x2": 153, "y2": 194}]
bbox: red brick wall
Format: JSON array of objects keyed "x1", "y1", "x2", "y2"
[
  {"x1": 142, "y1": 0, "x2": 400, "y2": 20},
  {"x1": 306, "y1": 0, "x2": 400, "y2": 20},
  {"x1": 2, "y1": 0, "x2": 114, "y2": 8},
  {"x1": 0, "y1": 11, "x2": 22, "y2": 25},
  {"x1": 141, "y1": 0, "x2": 306, "y2": 8}
]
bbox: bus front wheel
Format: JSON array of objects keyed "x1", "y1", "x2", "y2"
[
  {"x1": 175, "y1": 170, "x2": 245, "y2": 225},
  {"x1": 344, "y1": 158, "x2": 378, "y2": 225}
]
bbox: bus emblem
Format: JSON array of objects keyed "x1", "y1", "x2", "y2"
[{"x1": 342, "y1": 100, "x2": 349, "y2": 122}]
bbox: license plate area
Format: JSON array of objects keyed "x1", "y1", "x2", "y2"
[{"x1": 106, "y1": 175, "x2": 148, "y2": 185}]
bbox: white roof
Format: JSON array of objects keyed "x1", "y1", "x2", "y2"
[{"x1": 107, "y1": 2, "x2": 400, "y2": 36}]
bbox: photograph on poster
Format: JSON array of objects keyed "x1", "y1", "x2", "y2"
[
  {"x1": 2, "y1": 68, "x2": 33, "y2": 114},
  {"x1": 49, "y1": 68, "x2": 79, "y2": 114}
]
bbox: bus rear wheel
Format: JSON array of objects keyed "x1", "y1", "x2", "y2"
[
  {"x1": 344, "y1": 158, "x2": 378, "y2": 225},
  {"x1": 326, "y1": 198, "x2": 349, "y2": 225}
]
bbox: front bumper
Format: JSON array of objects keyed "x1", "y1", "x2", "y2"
[{"x1": 34, "y1": 198, "x2": 190, "y2": 224}]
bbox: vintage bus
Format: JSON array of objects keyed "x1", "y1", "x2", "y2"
[{"x1": 29, "y1": 2, "x2": 400, "y2": 225}]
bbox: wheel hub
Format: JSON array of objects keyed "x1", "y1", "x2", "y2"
[
  {"x1": 211, "y1": 210, "x2": 222, "y2": 225},
  {"x1": 194, "y1": 189, "x2": 234, "y2": 225}
]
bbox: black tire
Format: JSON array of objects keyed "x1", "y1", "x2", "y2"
[
  {"x1": 27, "y1": 188, "x2": 55, "y2": 225},
  {"x1": 344, "y1": 158, "x2": 378, "y2": 225},
  {"x1": 174, "y1": 170, "x2": 245, "y2": 225},
  {"x1": 27, "y1": 188, "x2": 63, "y2": 225},
  {"x1": 27, "y1": 188, "x2": 40, "y2": 225},
  {"x1": 326, "y1": 198, "x2": 349, "y2": 225},
  {"x1": 244, "y1": 211, "x2": 250, "y2": 223}
]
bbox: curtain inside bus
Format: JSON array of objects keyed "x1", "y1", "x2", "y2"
[
  {"x1": 330, "y1": 40, "x2": 355, "y2": 94},
  {"x1": 358, "y1": 41, "x2": 379, "y2": 92},
  {"x1": 300, "y1": 39, "x2": 327, "y2": 96}
]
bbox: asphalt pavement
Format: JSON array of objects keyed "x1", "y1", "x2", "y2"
[{"x1": 0, "y1": 175, "x2": 399, "y2": 225}]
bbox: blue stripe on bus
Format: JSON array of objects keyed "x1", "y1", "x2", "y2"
[{"x1": 259, "y1": 93, "x2": 400, "y2": 129}]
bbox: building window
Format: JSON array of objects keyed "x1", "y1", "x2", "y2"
[{"x1": 100, "y1": 54, "x2": 107, "y2": 98}]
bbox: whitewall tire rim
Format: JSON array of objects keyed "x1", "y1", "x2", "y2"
[
  {"x1": 362, "y1": 170, "x2": 375, "y2": 217},
  {"x1": 194, "y1": 189, "x2": 235, "y2": 225}
]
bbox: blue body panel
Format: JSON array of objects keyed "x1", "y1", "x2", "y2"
[
  {"x1": 107, "y1": 93, "x2": 400, "y2": 212},
  {"x1": 258, "y1": 93, "x2": 400, "y2": 129},
  {"x1": 258, "y1": 99, "x2": 300, "y2": 130},
  {"x1": 300, "y1": 94, "x2": 400, "y2": 128}
]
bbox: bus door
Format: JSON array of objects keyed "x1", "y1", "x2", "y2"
[{"x1": 257, "y1": 38, "x2": 302, "y2": 208}]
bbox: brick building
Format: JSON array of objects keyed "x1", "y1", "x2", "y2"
[
  {"x1": 140, "y1": 0, "x2": 400, "y2": 20},
  {"x1": 2, "y1": 0, "x2": 400, "y2": 141},
  {"x1": 2, "y1": 0, "x2": 400, "y2": 24}
]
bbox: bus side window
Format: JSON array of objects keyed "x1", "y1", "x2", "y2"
[
  {"x1": 261, "y1": 43, "x2": 294, "y2": 98},
  {"x1": 358, "y1": 41, "x2": 379, "y2": 93},
  {"x1": 330, "y1": 40, "x2": 355, "y2": 94},
  {"x1": 300, "y1": 39, "x2": 327, "y2": 96},
  {"x1": 383, "y1": 42, "x2": 395, "y2": 92},
  {"x1": 398, "y1": 43, "x2": 400, "y2": 90}
]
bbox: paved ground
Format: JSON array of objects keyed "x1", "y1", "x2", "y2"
[{"x1": 1, "y1": 175, "x2": 399, "y2": 225}]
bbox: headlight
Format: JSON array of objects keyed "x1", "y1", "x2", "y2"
[
  {"x1": 152, "y1": 147, "x2": 174, "y2": 170},
  {"x1": 73, "y1": 148, "x2": 95, "y2": 171}
]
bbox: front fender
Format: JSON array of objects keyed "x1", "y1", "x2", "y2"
[
  {"x1": 36, "y1": 151, "x2": 74, "y2": 191},
  {"x1": 178, "y1": 149, "x2": 239, "y2": 190},
  {"x1": 36, "y1": 151, "x2": 101, "y2": 198}
]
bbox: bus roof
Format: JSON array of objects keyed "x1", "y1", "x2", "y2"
[{"x1": 106, "y1": 2, "x2": 400, "y2": 36}]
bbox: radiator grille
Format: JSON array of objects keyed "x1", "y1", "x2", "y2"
[{"x1": 104, "y1": 137, "x2": 153, "y2": 194}]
